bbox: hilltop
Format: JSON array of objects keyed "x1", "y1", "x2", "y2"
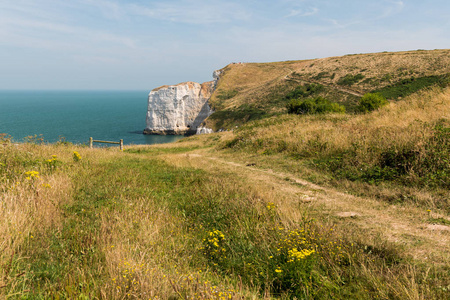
[{"x1": 206, "y1": 49, "x2": 450, "y2": 130}]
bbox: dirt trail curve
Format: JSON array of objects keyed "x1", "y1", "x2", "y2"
[{"x1": 161, "y1": 151, "x2": 450, "y2": 266}]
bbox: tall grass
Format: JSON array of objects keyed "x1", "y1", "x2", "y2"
[
  {"x1": 2, "y1": 139, "x2": 448, "y2": 298},
  {"x1": 0, "y1": 142, "x2": 75, "y2": 295},
  {"x1": 221, "y1": 87, "x2": 450, "y2": 208},
  {"x1": 206, "y1": 49, "x2": 450, "y2": 130}
]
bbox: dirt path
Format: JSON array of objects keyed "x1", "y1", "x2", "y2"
[{"x1": 160, "y1": 151, "x2": 450, "y2": 266}]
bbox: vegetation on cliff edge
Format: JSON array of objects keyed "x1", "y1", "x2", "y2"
[{"x1": 2, "y1": 49, "x2": 450, "y2": 299}]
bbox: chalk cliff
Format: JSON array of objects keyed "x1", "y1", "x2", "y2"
[{"x1": 144, "y1": 80, "x2": 216, "y2": 135}]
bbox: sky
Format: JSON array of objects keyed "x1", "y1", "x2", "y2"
[{"x1": 0, "y1": 0, "x2": 449, "y2": 90}]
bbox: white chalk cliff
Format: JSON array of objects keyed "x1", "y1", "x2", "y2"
[{"x1": 144, "y1": 74, "x2": 219, "y2": 135}]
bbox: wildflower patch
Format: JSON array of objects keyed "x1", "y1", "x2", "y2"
[
  {"x1": 25, "y1": 171, "x2": 40, "y2": 180},
  {"x1": 73, "y1": 151, "x2": 82, "y2": 162},
  {"x1": 44, "y1": 155, "x2": 61, "y2": 171},
  {"x1": 201, "y1": 230, "x2": 227, "y2": 263}
]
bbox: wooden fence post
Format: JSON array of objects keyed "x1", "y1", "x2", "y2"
[{"x1": 89, "y1": 137, "x2": 124, "y2": 151}]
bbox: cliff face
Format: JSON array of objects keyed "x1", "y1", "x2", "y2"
[{"x1": 144, "y1": 80, "x2": 215, "y2": 135}]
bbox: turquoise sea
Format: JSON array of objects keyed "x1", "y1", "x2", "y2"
[{"x1": 0, "y1": 91, "x2": 183, "y2": 145}]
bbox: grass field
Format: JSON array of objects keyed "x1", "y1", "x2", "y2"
[
  {"x1": 1, "y1": 49, "x2": 449, "y2": 299},
  {"x1": 206, "y1": 49, "x2": 450, "y2": 131},
  {"x1": 1, "y1": 127, "x2": 449, "y2": 299}
]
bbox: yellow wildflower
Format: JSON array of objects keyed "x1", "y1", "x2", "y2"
[
  {"x1": 73, "y1": 151, "x2": 82, "y2": 162},
  {"x1": 25, "y1": 171, "x2": 40, "y2": 180}
]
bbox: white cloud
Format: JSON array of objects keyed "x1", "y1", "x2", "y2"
[
  {"x1": 374, "y1": 0, "x2": 405, "y2": 19},
  {"x1": 284, "y1": 7, "x2": 318, "y2": 18},
  {"x1": 79, "y1": 0, "x2": 125, "y2": 20},
  {"x1": 326, "y1": 18, "x2": 361, "y2": 29},
  {"x1": 128, "y1": 0, "x2": 250, "y2": 24},
  {"x1": 73, "y1": 0, "x2": 251, "y2": 24},
  {"x1": 324, "y1": 0, "x2": 406, "y2": 29},
  {"x1": 0, "y1": 0, "x2": 447, "y2": 90},
  {"x1": 0, "y1": 14, "x2": 137, "y2": 51}
]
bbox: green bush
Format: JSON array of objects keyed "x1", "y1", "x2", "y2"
[
  {"x1": 284, "y1": 83, "x2": 324, "y2": 100},
  {"x1": 287, "y1": 96, "x2": 346, "y2": 115},
  {"x1": 358, "y1": 93, "x2": 388, "y2": 113},
  {"x1": 337, "y1": 74, "x2": 365, "y2": 86},
  {"x1": 312, "y1": 72, "x2": 329, "y2": 80}
]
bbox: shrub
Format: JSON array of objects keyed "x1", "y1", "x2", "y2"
[
  {"x1": 373, "y1": 74, "x2": 450, "y2": 99},
  {"x1": 312, "y1": 72, "x2": 328, "y2": 80},
  {"x1": 284, "y1": 84, "x2": 324, "y2": 100},
  {"x1": 358, "y1": 93, "x2": 388, "y2": 113},
  {"x1": 287, "y1": 97, "x2": 346, "y2": 115},
  {"x1": 208, "y1": 104, "x2": 268, "y2": 130},
  {"x1": 314, "y1": 122, "x2": 450, "y2": 189},
  {"x1": 337, "y1": 74, "x2": 365, "y2": 86},
  {"x1": 417, "y1": 122, "x2": 450, "y2": 188}
]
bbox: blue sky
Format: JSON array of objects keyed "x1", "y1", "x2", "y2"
[{"x1": 1, "y1": 0, "x2": 449, "y2": 90}]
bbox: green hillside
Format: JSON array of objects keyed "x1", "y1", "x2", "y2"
[
  {"x1": 1, "y1": 49, "x2": 449, "y2": 299},
  {"x1": 206, "y1": 49, "x2": 450, "y2": 130}
]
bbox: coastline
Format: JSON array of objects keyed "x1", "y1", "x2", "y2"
[{"x1": 0, "y1": 90, "x2": 184, "y2": 146}]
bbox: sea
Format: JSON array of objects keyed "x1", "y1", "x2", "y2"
[{"x1": 0, "y1": 90, "x2": 183, "y2": 146}]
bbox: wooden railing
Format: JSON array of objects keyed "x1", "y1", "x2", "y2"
[{"x1": 89, "y1": 137, "x2": 123, "y2": 151}]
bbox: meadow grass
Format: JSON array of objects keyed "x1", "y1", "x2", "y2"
[
  {"x1": 206, "y1": 49, "x2": 450, "y2": 130},
  {"x1": 219, "y1": 86, "x2": 450, "y2": 210},
  {"x1": 2, "y1": 49, "x2": 450, "y2": 297},
  {"x1": 1, "y1": 134, "x2": 449, "y2": 299}
]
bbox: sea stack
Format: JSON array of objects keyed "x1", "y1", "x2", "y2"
[{"x1": 144, "y1": 73, "x2": 220, "y2": 135}]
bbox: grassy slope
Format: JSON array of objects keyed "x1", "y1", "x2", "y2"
[
  {"x1": 1, "y1": 142, "x2": 449, "y2": 299},
  {"x1": 215, "y1": 86, "x2": 450, "y2": 203},
  {"x1": 1, "y1": 49, "x2": 450, "y2": 299},
  {"x1": 206, "y1": 49, "x2": 450, "y2": 130}
]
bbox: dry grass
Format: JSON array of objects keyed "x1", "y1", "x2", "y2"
[
  {"x1": 1, "y1": 138, "x2": 449, "y2": 298},
  {"x1": 0, "y1": 144, "x2": 125, "y2": 296},
  {"x1": 0, "y1": 143, "x2": 76, "y2": 290},
  {"x1": 297, "y1": 49, "x2": 450, "y2": 91},
  {"x1": 211, "y1": 49, "x2": 450, "y2": 106},
  {"x1": 152, "y1": 85, "x2": 450, "y2": 267},
  {"x1": 2, "y1": 49, "x2": 449, "y2": 296},
  {"x1": 98, "y1": 188, "x2": 254, "y2": 299},
  {"x1": 206, "y1": 49, "x2": 450, "y2": 130},
  {"x1": 156, "y1": 150, "x2": 449, "y2": 299},
  {"x1": 201, "y1": 87, "x2": 450, "y2": 216},
  {"x1": 216, "y1": 86, "x2": 449, "y2": 172}
]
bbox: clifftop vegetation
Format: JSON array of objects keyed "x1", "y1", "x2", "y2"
[
  {"x1": 1, "y1": 49, "x2": 449, "y2": 299},
  {"x1": 203, "y1": 50, "x2": 450, "y2": 217},
  {"x1": 206, "y1": 49, "x2": 450, "y2": 130}
]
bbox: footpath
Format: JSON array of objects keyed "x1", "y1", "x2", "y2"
[{"x1": 158, "y1": 149, "x2": 450, "y2": 266}]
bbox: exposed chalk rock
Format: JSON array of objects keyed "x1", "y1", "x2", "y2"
[
  {"x1": 196, "y1": 127, "x2": 214, "y2": 135},
  {"x1": 144, "y1": 81, "x2": 214, "y2": 135},
  {"x1": 144, "y1": 70, "x2": 221, "y2": 135}
]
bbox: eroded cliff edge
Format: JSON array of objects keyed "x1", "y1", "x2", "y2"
[{"x1": 144, "y1": 71, "x2": 220, "y2": 135}]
